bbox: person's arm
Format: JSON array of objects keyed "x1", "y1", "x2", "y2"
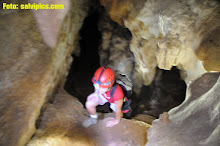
[
  {"x1": 106, "y1": 99, "x2": 123, "y2": 127},
  {"x1": 114, "y1": 99, "x2": 123, "y2": 121}
]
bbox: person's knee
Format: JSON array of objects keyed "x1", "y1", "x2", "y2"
[{"x1": 85, "y1": 100, "x2": 98, "y2": 109}]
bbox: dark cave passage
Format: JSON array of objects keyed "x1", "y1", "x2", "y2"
[
  {"x1": 64, "y1": 7, "x2": 101, "y2": 104},
  {"x1": 134, "y1": 67, "x2": 187, "y2": 118},
  {"x1": 64, "y1": 5, "x2": 187, "y2": 118}
]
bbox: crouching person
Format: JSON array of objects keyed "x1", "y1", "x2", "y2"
[{"x1": 82, "y1": 66, "x2": 124, "y2": 128}]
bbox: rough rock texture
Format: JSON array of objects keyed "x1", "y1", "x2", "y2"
[
  {"x1": 27, "y1": 89, "x2": 151, "y2": 146},
  {"x1": 29, "y1": 0, "x2": 70, "y2": 48},
  {"x1": 98, "y1": 7, "x2": 135, "y2": 79},
  {"x1": 1, "y1": 0, "x2": 220, "y2": 145},
  {"x1": 146, "y1": 73, "x2": 220, "y2": 146},
  {"x1": 100, "y1": 1, "x2": 220, "y2": 145},
  {"x1": 0, "y1": 0, "x2": 89, "y2": 145},
  {"x1": 100, "y1": 0, "x2": 220, "y2": 93}
]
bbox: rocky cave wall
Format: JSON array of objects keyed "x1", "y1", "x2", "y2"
[
  {"x1": 100, "y1": 0, "x2": 220, "y2": 93},
  {"x1": 98, "y1": 8, "x2": 135, "y2": 79},
  {"x1": 64, "y1": 5, "x2": 187, "y2": 118},
  {"x1": 0, "y1": 0, "x2": 90, "y2": 145},
  {"x1": 147, "y1": 73, "x2": 220, "y2": 146},
  {"x1": 100, "y1": 0, "x2": 220, "y2": 145},
  {"x1": 0, "y1": 0, "x2": 220, "y2": 146}
]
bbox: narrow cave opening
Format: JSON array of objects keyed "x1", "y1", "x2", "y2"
[
  {"x1": 134, "y1": 67, "x2": 187, "y2": 118},
  {"x1": 64, "y1": 4, "x2": 187, "y2": 119},
  {"x1": 64, "y1": 7, "x2": 101, "y2": 104}
]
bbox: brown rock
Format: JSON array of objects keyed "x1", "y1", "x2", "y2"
[
  {"x1": 0, "y1": 0, "x2": 89, "y2": 145},
  {"x1": 159, "y1": 112, "x2": 171, "y2": 124},
  {"x1": 27, "y1": 89, "x2": 151, "y2": 146},
  {"x1": 133, "y1": 114, "x2": 156, "y2": 125}
]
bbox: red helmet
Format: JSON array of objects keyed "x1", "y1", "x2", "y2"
[{"x1": 92, "y1": 67, "x2": 115, "y2": 88}]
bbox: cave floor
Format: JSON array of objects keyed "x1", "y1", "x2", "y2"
[{"x1": 27, "y1": 88, "x2": 151, "y2": 146}]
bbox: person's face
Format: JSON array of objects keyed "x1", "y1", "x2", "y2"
[
  {"x1": 98, "y1": 87, "x2": 109, "y2": 94},
  {"x1": 94, "y1": 83, "x2": 110, "y2": 94}
]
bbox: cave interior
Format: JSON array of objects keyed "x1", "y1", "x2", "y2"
[
  {"x1": 64, "y1": 4, "x2": 187, "y2": 119},
  {"x1": 0, "y1": 0, "x2": 219, "y2": 145}
]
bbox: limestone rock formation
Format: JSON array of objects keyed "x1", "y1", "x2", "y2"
[
  {"x1": 100, "y1": 0, "x2": 220, "y2": 93},
  {"x1": 1, "y1": 0, "x2": 220, "y2": 145},
  {"x1": 0, "y1": 0, "x2": 89, "y2": 145},
  {"x1": 29, "y1": 0, "x2": 70, "y2": 48},
  {"x1": 99, "y1": 0, "x2": 220, "y2": 145},
  {"x1": 146, "y1": 73, "x2": 220, "y2": 146},
  {"x1": 98, "y1": 8, "x2": 135, "y2": 79}
]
